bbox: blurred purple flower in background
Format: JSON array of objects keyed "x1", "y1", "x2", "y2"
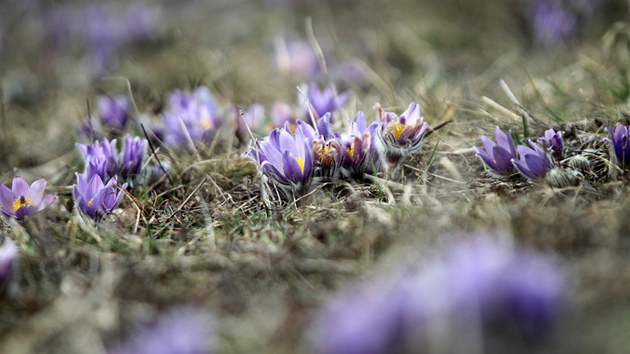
[
  {"x1": 532, "y1": 0, "x2": 577, "y2": 46},
  {"x1": 0, "y1": 239, "x2": 17, "y2": 288},
  {"x1": 107, "y1": 306, "x2": 215, "y2": 354},
  {"x1": 604, "y1": 123, "x2": 630, "y2": 167},
  {"x1": 476, "y1": 126, "x2": 519, "y2": 175},
  {"x1": 312, "y1": 236, "x2": 566, "y2": 354},
  {"x1": 512, "y1": 141, "x2": 553, "y2": 181},
  {"x1": 373, "y1": 102, "x2": 431, "y2": 178},
  {"x1": 162, "y1": 87, "x2": 222, "y2": 148},
  {"x1": 271, "y1": 102, "x2": 298, "y2": 132},
  {"x1": 73, "y1": 173, "x2": 126, "y2": 220},
  {"x1": 275, "y1": 38, "x2": 320, "y2": 79},
  {"x1": 99, "y1": 95, "x2": 132, "y2": 132},
  {"x1": 0, "y1": 177, "x2": 56, "y2": 220},
  {"x1": 304, "y1": 82, "x2": 352, "y2": 121},
  {"x1": 538, "y1": 128, "x2": 564, "y2": 157},
  {"x1": 235, "y1": 104, "x2": 266, "y2": 144}
]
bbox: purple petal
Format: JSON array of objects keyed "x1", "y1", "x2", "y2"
[
  {"x1": 0, "y1": 184, "x2": 15, "y2": 214},
  {"x1": 26, "y1": 179, "x2": 47, "y2": 205},
  {"x1": 279, "y1": 129, "x2": 297, "y2": 156},
  {"x1": 11, "y1": 177, "x2": 29, "y2": 196},
  {"x1": 282, "y1": 150, "x2": 303, "y2": 182}
]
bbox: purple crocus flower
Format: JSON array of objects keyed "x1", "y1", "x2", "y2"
[
  {"x1": 119, "y1": 135, "x2": 147, "y2": 180},
  {"x1": 98, "y1": 95, "x2": 132, "y2": 132},
  {"x1": 340, "y1": 112, "x2": 379, "y2": 178},
  {"x1": 271, "y1": 102, "x2": 298, "y2": 131},
  {"x1": 0, "y1": 177, "x2": 56, "y2": 221},
  {"x1": 107, "y1": 306, "x2": 215, "y2": 354},
  {"x1": 373, "y1": 102, "x2": 431, "y2": 178},
  {"x1": 73, "y1": 173, "x2": 126, "y2": 220},
  {"x1": 312, "y1": 236, "x2": 566, "y2": 354},
  {"x1": 0, "y1": 239, "x2": 17, "y2": 287},
  {"x1": 538, "y1": 128, "x2": 564, "y2": 157},
  {"x1": 304, "y1": 82, "x2": 352, "y2": 121},
  {"x1": 475, "y1": 126, "x2": 519, "y2": 175},
  {"x1": 312, "y1": 113, "x2": 344, "y2": 179},
  {"x1": 274, "y1": 38, "x2": 320, "y2": 79},
  {"x1": 162, "y1": 87, "x2": 222, "y2": 148},
  {"x1": 77, "y1": 138, "x2": 119, "y2": 181},
  {"x1": 249, "y1": 125, "x2": 314, "y2": 200},
  {"x1": 512, "y1": 141, "x2": 553, "y2": 181},
  {"x1": 532, "y1": 0, "x2": 577, "y2": 46},
  {"x1": 605, "y1": 123, "x2": 630, "y2": 167}
]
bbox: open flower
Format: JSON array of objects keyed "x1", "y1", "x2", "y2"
[
  {"x1": 538, "y1": 128, "x2": 563, "y2": 157},
  {"x1": 73, "y1": 173, "x2": 126, "y2": 220},
  {"x1": 512, "y1": 141, "x2": 553, "y2": 181},
  {"x1": 304, "y1": 82, "x2": 352, "y2": 121},
  {"x1": 0, "y1": 177, "x2": 56, "y2": 220},
  {"x1": 373, "y1": 102, "x2": 431, "y2": 178},
  {"x1": 605, "y1": 123, "x2": 630, "y2": 167},
  {"x1": 249, "y1": 125, "x2": 314, "y2": 200},
  {"x1": 475, "y1": 126, "x2": 519, "y2": 175}
]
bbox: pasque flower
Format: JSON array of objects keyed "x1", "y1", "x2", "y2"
[
  {"x1": 532, "y1": 0, "x2": 577, "y2": 46},
  {"x1": 0, "y1": 239, "x2": 17, "y2": 287},
  {"x1": 98, "y1": 95, "x2": 132, "y2": 131},
  {"x1": 73, "y1": 173, "x2": 126, "y2": 220},
  {"x1": 475, "y1": 126, "x2": 519, "y2": 175},
  {"x1": 312, "y1": 114, "x2": 344, "y2": 179},
  {"x1": 0, "y1": 177, "x2": 56, "y2": 220},
  {"x1": 162, "y1": 87, "x2": 222, "y2": 148},
  {"x1": 605, "y1": 123, "x2": 630, "y2": 167},
  {"x1": 512, "y1": 141, "x2": 553, "y2": 181},
  {"x1": 119, "y1": 135, "x2": 147, "y2": 180},
  {"x1": 312, "y1": 236, "x2": 566, "y2": 354},
  {"x1": 373, "y1": 102, "x2": 431, "y2": 178},
  {"x1": 77, "y1": 138, "x2": 119, "y2": 181},
  {"x1": 538, "y1": 128, "x2": 564, "y2": 157},
  {"x1": 249, "y1": 125, "x2": 314, "y2": 200},
  {"x1": 107, "y1": 306, "x2": 215, "y2": 354},
  {"x1": 340, "y1": 112, "x2": 378, "y2": 178},
  {"x1": 304, "y1": 82, "x2": 352, "y2": 121},
  {"x1": 235, "y1": 104, "x2": 265, "y2": 144}
]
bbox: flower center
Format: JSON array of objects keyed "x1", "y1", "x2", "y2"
[
  {"x1": 296, "y1": 157, "x2": 305, "y2": 173},
  {"x1": 394, "y1": 123, "x2": 406, "y2": 139},
  {"x1": 13, "y1": 196, "x2": 34, "y2": 212},
  {"x1": 348, "y1": 143, "x2": 355, "y2": 159},
  {"x1": 87, "y1": 198, "x2": 94, "y2": 207}
]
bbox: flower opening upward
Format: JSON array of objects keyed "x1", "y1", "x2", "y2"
[
  {"x1": 538, "y1": 128, "x2": 564, "y2": 157},
  {"x1": 512, "y1": 141, "x2": 553, "y2": 181},
  {"x1": 605, "y1": 123, "x2": 630, "y2": 167},
  {"x1": 340, "y1": 111, "x2": 378, "y2": 178},
  {"x1": 73, "y1": 173, "x2": 126, "y2": 220},
  {"x1": 119, "y1": 135, "x2": 147, "y2": 180},
  {"x1": 0, "y1": 177, "x2": 56, "y2": 220},
  {"x1": 374, "y1": 102, "x2": 431, "y2": 178},
  {"x1": 475, "y1": 126, "x2": 519, "y2": 175},
  {"x1": 312, "y1": 236, "x2": 566, "y2": 354},
  {"x1": 249, "y1": 125, "x2": 314, "y2": 200}
]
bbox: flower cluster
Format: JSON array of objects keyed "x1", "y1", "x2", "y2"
[
  {"x1": 476, "y1": 127, "x2": 556, "y2": 182},
  {"x1": 247, "y1": 101, "x2": 431, "y2": 201},
  {"x1": 312, "y1": 236, "x2": 566, "y2": 354},
  {"x1": 0, "y1": 177, "x2": 56, "y2": 220}
]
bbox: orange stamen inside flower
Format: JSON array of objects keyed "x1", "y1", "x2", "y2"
[
  {"x1": 13, "y1": 196, "x2": 33, "y2": 212},
  {"x1": 87, "y1": 198, "x2": 94, "y2": 207},
  {"x1": 296, "y1": 157, "x2": 305, "y2": 173}
]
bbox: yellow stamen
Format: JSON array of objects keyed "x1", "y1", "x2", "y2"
[
  {"x1": 87, "y1": 198, "x2": 94, "y2": 207},
  {"x1": 394, "y1": 123, "x2": 406, "y2": 139},
  {"x1": 348, "y1": 143, "x2": 355, "y2": 159},
  {"x1": 296, "y1": 157, "x2": 305, "y2": 173},
  {"x1": 12, "y1": 196, "x2": 34, "y2": 212}
]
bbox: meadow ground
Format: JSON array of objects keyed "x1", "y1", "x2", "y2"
[{"x1": 1, "y1": 0, "x2": 630, "y2": 353}]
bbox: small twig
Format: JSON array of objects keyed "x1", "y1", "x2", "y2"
[
  {"x1": 305, "y1": 17, "x2": 328, "y2": 76},
  {"x1": 163, "y1": 177, "x2": 207, "y2": 224},
  {"x1": 362, "y1": 174, "x2": 396, "y2": 205},
  {"x1": 141, "y1": 123, "x2": 174, "y2": 186}
]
